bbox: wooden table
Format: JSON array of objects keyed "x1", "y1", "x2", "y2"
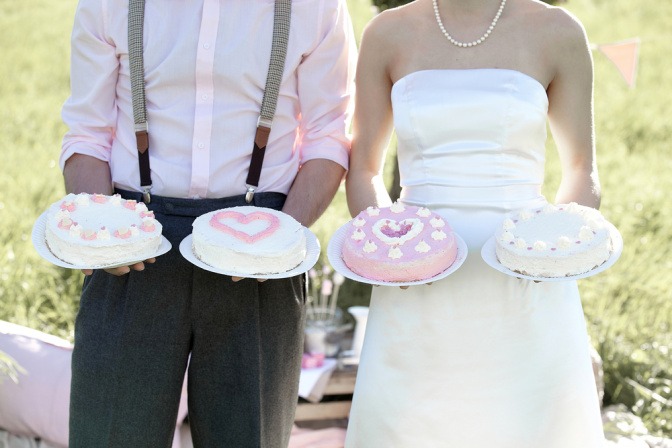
[{"x1": 295, "y1": 367, "x2": 357, "y2": 428}]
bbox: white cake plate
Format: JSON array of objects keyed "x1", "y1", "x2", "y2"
[
  {"x1": 32, "y1": 211, "x2": 172, "y2": 270},
  {"x1": 480, "y1": 223, "x2": 624, "y2": 282},
  {"x1": 326, "y1": 222, "x2": 468, "y2": 287},
  {"x1": 179, "y1": 227, "x2": 321, "y2": 279}
]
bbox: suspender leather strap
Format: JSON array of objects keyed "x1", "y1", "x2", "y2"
[
  {"x1": 128, "y1": 0, "x2": 292, "y2": 204},
  {"x1": 246, "y1": 0, "x2": 292, "y2": 203},
  {"x1": 128, "y1": 0, "x2": 151, "y2": 203}
]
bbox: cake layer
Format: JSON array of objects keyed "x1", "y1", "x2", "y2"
[
  {"x1": 45, "y1": 193, "x2": 162, "y2": 266},
  {"x1": 192, "y1": 206, "x2": 306, "y2": 275},
  {"x1": 494, "y1": 202, "x2": 613, "y2": 277},
  {"x1": 341, "y1": 203, "x2": 458, "y2": 282}
]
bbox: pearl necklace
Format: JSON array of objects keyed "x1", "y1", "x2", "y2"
[{"x1": 432, "y1": 0, "x2": 507, "y2": 48}]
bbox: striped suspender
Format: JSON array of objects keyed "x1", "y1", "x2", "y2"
[{"x1": 127, "y1": 0, "x2": 293, "y2": 204}]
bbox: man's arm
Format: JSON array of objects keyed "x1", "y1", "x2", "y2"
[
  {"x1": 63, "y1": 154, "x2": 113, "y2": 195},
  {"x1": 282, "y1": 159, "x2": 345, "y2": 227}
]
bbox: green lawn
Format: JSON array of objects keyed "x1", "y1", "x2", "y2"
[{"x1": 0, "y1": 0, "x2": 670, "y2": 435}]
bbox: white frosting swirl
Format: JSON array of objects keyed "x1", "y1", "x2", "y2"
[
  {"x1": 352, "y1": 217, "x2": 366, "y2": 227},
  {"x1": 533, "y1": 241, "x2": 547, "y2": 251},
  {"x1": 431, "y1": 230, "x2": 446, "y2": 241},
  {"x1": 110, "y1": 195, "x2": 122, "y2": 206},
  {"x1": 557, "y1": 236, "x2": 572, "y2": 250},
  {"x1": 69, "y1": 223, "x2": 82, "y2": 238},
  {"x1": 416, "y1": 207, "x2": 431, "y2": 218},
  {"x1": 97, "y1": 228, "x2": 111, "y2": 240},
  {"x1": 500, "y1": 231, "x2": 515, "y2": 243},
  {"x1": 55, "y1": 209, "x2": 70, "y2": 221},
  {"x1": 502, "y1": 218, "x2": 516, "y2": 230},
  {"x1": 519, "y1": 210, "x2": 533, "y2": 221},
  {"x1": 366, "y1": 206, "x2": 380, "y2": 217},
  {"x1": 415, "y1": 240, "x2": 430, "y2": 253},
  {"x1": 351, "y1": 228, "x2": 365, "y2": 241},
  {"x1": 390, "y1": 202, "x2": 405, "y2": 213},
  {"x1": 75, "y1": 194, "x2": 90, "y2": 206},
  {"x1": 579, "y1": 226, "x2": 594, "y2": 241},
  {"x1": 514, "y1": 237, "x2": 527, "y2": 249},
  {"x1": 388, "y1": 247, "x2": 403, "y2": 259},
  {"x1": 429, "y1": 217, "x2": 445, "y2": 228},
  {"x1": 135, "y1": 202, "x2": 148, "y2": 213},
  {"x1": 363, "y1": 240, "x2": 378, "y2": 253}
]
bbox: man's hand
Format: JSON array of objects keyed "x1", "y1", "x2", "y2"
[
  {"x1": 81, "y1": 258, "x2": 156, "y2": 276},
  {"x1": 231, "y1": 276, "x2": 267, "y2": 283}
]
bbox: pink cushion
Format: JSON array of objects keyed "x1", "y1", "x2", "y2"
[
  {"x1": 0, "y1": 321, "x2": 73, "y2": 447},
  {"x1": 0, "y1": 321, "x2": 189, "y2": 448}
]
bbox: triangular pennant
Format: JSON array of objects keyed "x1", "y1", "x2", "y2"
[{"x1": 597, "y1": 38, "x2": 641, "y2": 88}]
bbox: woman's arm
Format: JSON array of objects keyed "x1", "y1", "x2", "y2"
[
  {"x1": 546, "y1": 9, "x2": 601, "y2": 209},
  {"x1": 344, "y1": 14, "x2": 398, "y2": 217}
]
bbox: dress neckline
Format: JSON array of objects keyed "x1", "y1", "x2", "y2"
[{"x1": 391, "y1": 68, "x2": 548, "y2": 98}]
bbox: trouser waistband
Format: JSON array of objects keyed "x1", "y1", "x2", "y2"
[{"x1": 114, "y1": 188, "x2": 287, "y2": 217}]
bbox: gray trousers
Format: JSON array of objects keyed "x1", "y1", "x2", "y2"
[{"x1": 69, "y1": 191, "x2": 306, "y2": 448}]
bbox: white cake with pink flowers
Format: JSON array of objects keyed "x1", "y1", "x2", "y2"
[
  {"x1": 341, "y1": 202, "x2": 459, "y2": 282},
  {"x1": 44, "y1": 193, "x2": 162, "y2": 266},
  {"x1": 494, "y1": 202, "x2": 614, "y2": 277},
  {"x1": 191, "y1": 206, "x2": 306, "y2": 275}
]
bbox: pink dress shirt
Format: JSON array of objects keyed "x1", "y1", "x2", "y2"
[{"x1": 60, "y1": 0, "x2": 356, "y2": 199}]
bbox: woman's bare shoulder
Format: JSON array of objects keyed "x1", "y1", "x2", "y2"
[
  {"x1": 360, "y1": 1, "x2": 426, "y2": 49},
  {"x1": 518, "y1": 0, "x2": 588, "y2": 47}
]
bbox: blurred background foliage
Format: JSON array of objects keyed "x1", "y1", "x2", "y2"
[{"x1": 0, "y1": 0, "x2": 670, "y2": 436}]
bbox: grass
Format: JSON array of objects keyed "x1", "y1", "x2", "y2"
[{"x1": 0, "y1": 0, "x2": 670, "y2": 436}]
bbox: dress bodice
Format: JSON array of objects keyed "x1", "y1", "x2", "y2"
[{"x1": 392, "y1": 69, "x2": 549, "y2": 209}]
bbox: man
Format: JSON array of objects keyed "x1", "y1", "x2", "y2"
[{"x1": 59, "y1": 0, "x2": 356, "y2": 447}]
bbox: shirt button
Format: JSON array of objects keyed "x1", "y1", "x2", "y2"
[
  {"x1": 201, "y1": 94, "x2": 208, "y2": 100},
  {"x1": 203, "y1": 43, "x2": 210, "y2": 50},
  {"x1": 197, "y1": 142, "x2": 205, "y2": 149}
]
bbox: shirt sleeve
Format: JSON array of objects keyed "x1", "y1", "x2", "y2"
[
  {"x1": 296, "y1": 0, "x2": 357, "y2": 170},
  {"x1": 59, "y1": 0, "x2": 119, "y2": 171}
]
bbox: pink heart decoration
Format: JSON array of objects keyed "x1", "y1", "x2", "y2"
[{"x1": 209, "y1": 210, "x2": 280, "y2": 243}]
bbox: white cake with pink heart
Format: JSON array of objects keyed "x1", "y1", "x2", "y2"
[
  {"x1": 191, "y1": 206, "x2": 306, "y2": 275},
  {"x1": 45, "y1": 193, "x2": 162, "y2": 266},
  {"x1": 341, "y1": 202, "x2": 459, "y2": 282}
]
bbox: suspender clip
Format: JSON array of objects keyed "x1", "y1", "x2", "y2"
[
  {"x1": 245, "y1": 185, "x2": 256, "y2": 204},
  {"x1": 142, "y1": 185, "x2": 152, "y2": 204}
]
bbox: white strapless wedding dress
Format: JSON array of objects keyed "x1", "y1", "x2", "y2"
[{"x1": 345, "y1": 69, "x2": 604, "y2": 447}]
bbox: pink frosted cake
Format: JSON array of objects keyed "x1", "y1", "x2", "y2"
[
  {"x1": 44, "y1": 193, "x2": 162, "y2": 266},
  {"x1": 495, "y1": 202, "x2": 614, "y2": 277},
  {"x1": 191, "y1": 206, "x2": 306, "y2": 275},
  {"x1": 341, "y1": 202, "x2": 459, "y2": 282}
]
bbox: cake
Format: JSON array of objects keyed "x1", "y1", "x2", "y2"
[
  {"x1": 341, "y1": 202, "x2": 459, "y2": 282},
  {"x1": 494, "y1": 202, "x2": 614, "y2": 277},
  {"x1": 191, "y1": 206, "x2": 306, "y2": 275},
  {"x1": 44, "y1": 193, "x2": 163, "y2": 266}
]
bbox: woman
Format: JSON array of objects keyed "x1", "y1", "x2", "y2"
[{"x1": 344, "y1": 0, "x2": 604, "y2": 445}]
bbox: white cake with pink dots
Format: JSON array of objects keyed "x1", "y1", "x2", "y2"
[
  {"x1": 341, "y1": 202, "x2": 459, "y2": 282},
  {"x1": 44, "y1": 193, "x2": 162, "y2": 266},
  {"x1": 494, "y1": 202, "x2": 613, "y2": 277}
]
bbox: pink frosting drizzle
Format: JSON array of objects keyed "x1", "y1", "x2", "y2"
[
  {"x1": 60, "y1": 201, "x2": 76, "y2": 212},
  {"x1": 209, "y1": 210, "x2": 280, "y2": 243},
  {"x1": 91, "y1": 194, "x2": 108, "y2": 204},
  {"x1": 123, "y1": 200, "x2": 137, "y2": 210},
  {"x1": 58, "y1": 218, "x2": 73, "y2": 230},
  {"x1": 140, "y1": 221, "x2": 156, "y2": 232},
  {"x1": 114, "y1": 228, "x2": 132, "y2": 239}
]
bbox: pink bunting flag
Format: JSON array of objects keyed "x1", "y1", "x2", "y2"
[{"x1": 596, "y1": 38, "x2": 641, "y2": 88}]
